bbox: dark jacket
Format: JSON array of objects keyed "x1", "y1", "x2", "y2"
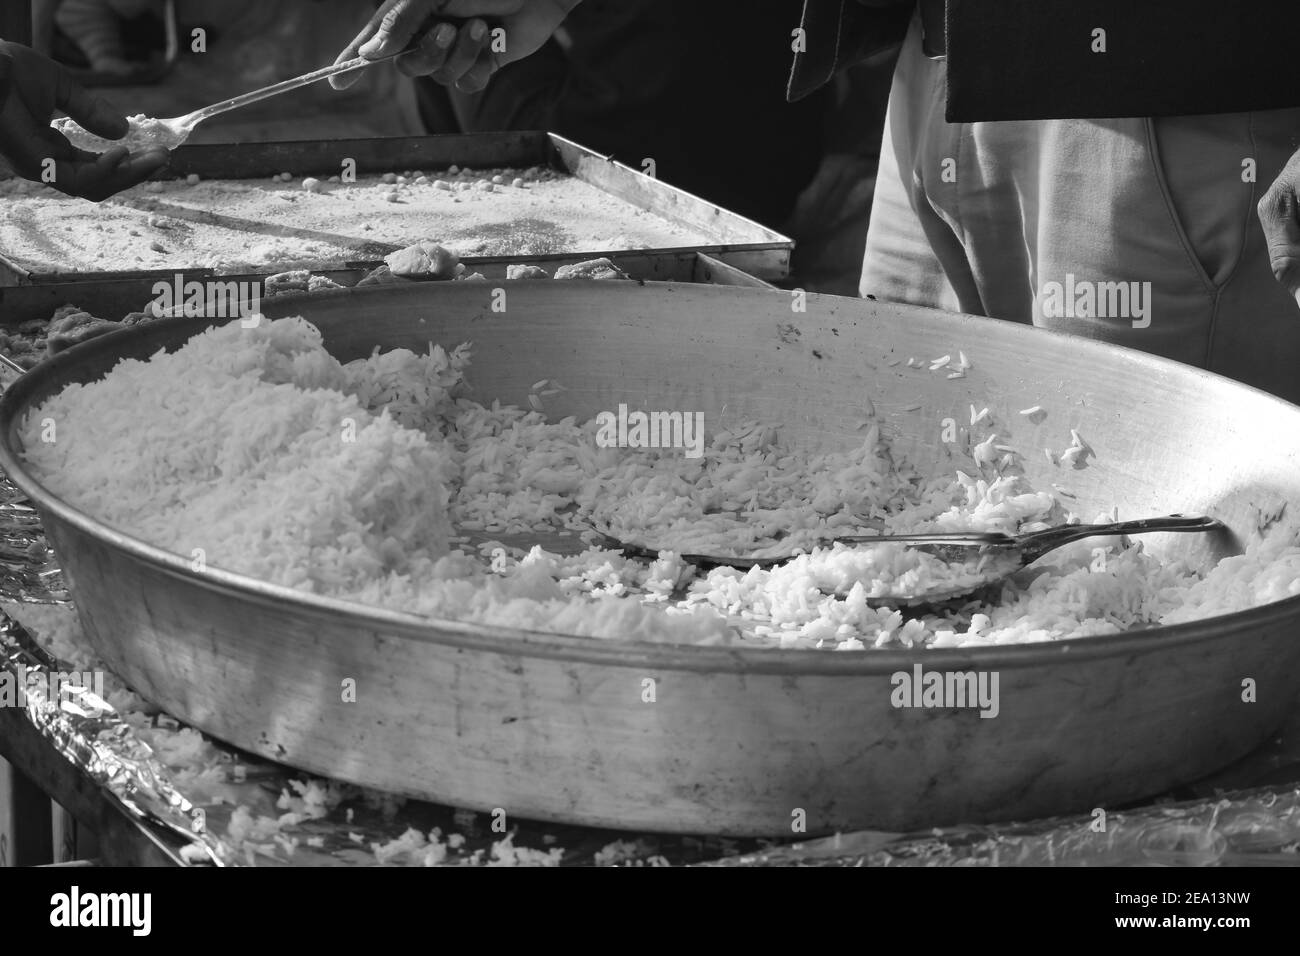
[
  {"x1": 0, "y1": 47, "x2": 12, "y2": 110},
  {"x1": 789, "y1": 0, "x2": 1300, "y2": 121}
]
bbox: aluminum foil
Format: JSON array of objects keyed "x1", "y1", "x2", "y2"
[
  {"x1": 0, "y1": 612, "x2": 224, "y2": 865},
  {"x1": 2, "y1": 357, "x2": 1299, "y2": 866},
  {"x1": 0, "y1": 389, "x2": 69, "y2": 605}
]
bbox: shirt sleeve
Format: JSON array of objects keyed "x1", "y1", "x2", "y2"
[{"x1": 787, "y1": 0, "x2": 915, "y2": 102}]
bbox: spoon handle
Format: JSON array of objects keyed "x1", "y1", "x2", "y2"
[
  {"x1": 1016, "y1": 514, "x2": 1225, "y2": 564},
  {"x1": 175, "y1": 53, "x2": 399, "y2": 128},
  {"x1": 832, "y1": 531, "x2": 1013, "y2": 547}
]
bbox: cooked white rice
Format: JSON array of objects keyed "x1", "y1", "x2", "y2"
[{"x1": 21, "y1": 316, "x2": 1300, "y2": 649}]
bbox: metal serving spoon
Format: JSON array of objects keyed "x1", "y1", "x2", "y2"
[
  {"x1": 139, "y1": 52, "x2": 405, "y2": 150},
  {"x1": 54, "y1": 51, "x2": 408, "y2": 153},
  {"x1": 590, "y1": 514, "x2": 1230, "y2": 607}
]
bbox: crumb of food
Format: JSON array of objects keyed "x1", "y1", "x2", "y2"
[
  {"x1": 307, "y1": 275, "x2": 345, "y2": 292},
  {"x1": 384, "y1": 241, "x2": 459, "y2": 279},
  {"x1": 593, "y1": 838, "x2": 660, "y2": 866},
  {"x1": 434, "y1": 180, "x2": 452, "y2": 191},
  {"x1": 506, "y1": 264, "x2": 549, "y2": 280},
  {"x1": 554, "y1": 257, "x2": 629, "y2": 280},
  {"x1": 279, "y1": 172, "x2": 293, "y2": 182},
  {"x1": 264, "y1": 270, "x2": 313, "y2": 296},
  {"x1": 179, "y1": 843, "x2": 209, "y2": 864},
  {"x1": 45, "y1": 305, "x2": 119, "y2": 356},
  {"x1": 447, "y1": 164, "x2": 460, "y2": 175},
  {"x1": 382, "y1": 172, "x2": 398, "y2": 185},
  {"x1": 356, "y1": 264, "x2": 401, "y2": 287},
  {"x1": 186, "y1": 173, "x2": 200, "y2": 186},
  {"x1": 511, "y1": 178, "x2": 525, "y2": 189},
  {"x1": 302, "y1": 177, "x2": 322, "y2": 193}
]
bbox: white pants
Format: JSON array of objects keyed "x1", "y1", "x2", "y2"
[{"x1": 863, "y1": 16, "x2": 1300, "y2": 403}]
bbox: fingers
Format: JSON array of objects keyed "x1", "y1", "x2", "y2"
[
  {"x1": 1258, "y1": 172, "x2": 1300, "y2": 308},
  {"x1": 330, "y1": 0, "x2": 414, "y2": 90},
  {"x1": 56, "y1": 75, "x2": 129, "y2": 141},
  {"x1": 0, "y1": 106, "x2": 83, "y2": 179},
  {"x1": 456, "y1": 52, "x2": 496, "y2": 93},
  {"x1": 358, "y1": 0, "x2": 442, "y2": 59},
  {"x1": 432, "y1": 19, "x2": 491, "y2": 87},
  {"x1": 394, "y1": 21, "x2": 457, "y2": 78},
  {"x1": 53, "y1": 146, "x2": 170, "y2": 202}
]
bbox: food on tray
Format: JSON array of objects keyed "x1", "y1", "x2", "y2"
[
  {"x1": 0, "y1": 164, "x2": 710, "y2": 273},
  {"x1": 52, "y1": 113, "x2": 187, "y2": 153},
  {"x1": 46, "y1": 305, "x2": 122, "y2": 355},
  {"x1": 554, "y1": 258, "x2": 629, "y2": 280},
  {"x1": 384, "y1": 241, "x2": 460, "y2": 279},
  {"x1": 21, "y1": 317, "x2": 1300, "y2": 649},
  {"x1": 264, "y1": 270, "x2": 346, "y2": 297},
  {"x1": 0, "y1": 304, "x2": 168, "y2": 368},
  {"x1": 0, "y1": 320, "x2": 52, "y2": 370}
]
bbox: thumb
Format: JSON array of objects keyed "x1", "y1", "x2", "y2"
[
  {"x1": 1258, "y1": 174, "x2": 1300, "y2": 308},
  {"x1": 55, "y1": 70, "x2": 128, "y2": 141}
]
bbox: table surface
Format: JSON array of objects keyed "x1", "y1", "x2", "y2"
[{"x1": 4, "y1": 637, "x2": 1300, "y2": 867}]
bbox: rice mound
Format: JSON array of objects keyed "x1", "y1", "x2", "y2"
[{"x1": 21, "y1": 315, "x2": 1300, "y2": 649}]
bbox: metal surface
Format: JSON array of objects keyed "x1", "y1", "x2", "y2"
[
  {"x1": 162, "y1": 52, "x2": 401, "y2": 144},
  {"x1": 2, "y1": 282, "x2": 1300, "y2": 836},
  {"x1": 0, "y1": 252, "x2": 771, "y2": 326},
  {"x1": 0, "y1": 132, "x2": 792, "y2": 286},
  {"x1": 594, "y1": 514, "x2": 1230, "y2": 574}
]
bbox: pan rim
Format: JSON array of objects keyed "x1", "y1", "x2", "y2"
[{"x1": 3, "y1": 280, "x2": 1298, "y2": 674}]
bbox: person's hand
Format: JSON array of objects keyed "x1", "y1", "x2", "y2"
[
  {"x1": 1259, "y1": 146, "x2": 1300, "y2": 310},
  {"x1": 0, "y1": 42, "x2": 169, "y2": 202},
  {"x1": 330, "y1": 0, "x2": 583, "y2": 94}
]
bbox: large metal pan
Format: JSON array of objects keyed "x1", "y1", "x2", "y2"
[{"x1": 2, "y1": 281, "x2": 1298, "y2": 836}]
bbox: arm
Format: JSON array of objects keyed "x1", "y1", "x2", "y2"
[
  {"x1": 330, "y1": 0, "x2": 583, "y2": 93},
  {"x1": 0, "y1": 40, "x2": 168, "y2": 201}
]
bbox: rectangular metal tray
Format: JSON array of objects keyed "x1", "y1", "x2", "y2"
[
  {"x1": 0, "y1": 132, "x2": 792, "y2": 287},
  {"x1": 0, "y1": 252, "x2": 769, "y2": 326}
]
